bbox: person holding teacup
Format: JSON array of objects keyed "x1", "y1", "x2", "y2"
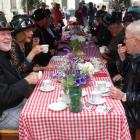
[
  {"x1": 10, "y1": 15, "x2": 44, "y2": 77},
  {"x1": 32, "y1": 9, "x2": 58, "y2": 66},
  {"x1": 110, "y1": 20, "x2": 140, "y2": 140}
]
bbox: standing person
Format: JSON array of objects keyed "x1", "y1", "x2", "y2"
[
  {"x1": 88, "y1": 2, "x2": 97, "y2": 29},
  {"x1": 81, "y1": 1, "x2": 88, "y2": 26},
  {"x1": 64, "y1": 8, "x2": 71, "y2": 25},
  {"x1": 0, "y1": 14, "x2": 40, "y2": 129},
  {"x1": 110, "y1": 20, "x2": 140, "y2": 140},
  {"x1": 75, "y1": 3, "x2": 84, "y2": 26},
  {"x1": 10, "y1": 15, "x2": 43, "y2": 77},
  {"x1": 97, "y1": 5, "x2": 107, "y2": 17},
  {"x1": 51, "y1": 3, "x2": 64, "y2": 29}
]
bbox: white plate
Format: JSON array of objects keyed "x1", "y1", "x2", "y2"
[
  {"x1": 87, "y1": 98, "x2": 106, "y2": 105},
  {"x1": 40, "y1": 86, "x2": 55, "y2": 92},
  {"x1": 49, "y1": 102, "x2": 67, "y2": 111}
]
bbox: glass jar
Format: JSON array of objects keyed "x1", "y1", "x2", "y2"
[{"x1": 69, "y1": 86, "x2": 82, "y2": 113}]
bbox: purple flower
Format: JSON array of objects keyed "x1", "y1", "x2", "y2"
[
  {"x1": 75, "y1": 77, "x2": 86, "y2": 86},
  {"x1": 85, "y1": 75, "x2": 90, "y2": 81},
  {"x1": 75, "y1": 78, "x2": 81, "y2": 86},
  {"x1": 76, "y1": 69, "x2": 81, "y2": 75},
  {"x1": 67, "y1": 53, "x2": 74, "y2": 62},
  {"x1": 80, "y1": 77, "x2": 86, "y2": 84}
]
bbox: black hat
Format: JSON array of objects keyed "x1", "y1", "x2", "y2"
[
  {"x1": 102, "y1": 13, "x2": 112, "y2": 25},
  {"x1": 11, "y1": 15, "x2": 35, "y2": 34},
  {"x1": 45, "y1": 9, "x2": 51, "y2": 17},
  {"x1": 32, "y1": 9, "x2": 47, "y2": 21},
  {"x1": 0, "y1": 13, "x2": 13, "y2": 31},
  {"x1": 96, "y1": 10, "x2": 106, "y2": 18}
]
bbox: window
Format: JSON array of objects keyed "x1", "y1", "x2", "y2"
[{"x1": 10, "y1": 0, "x2": 17, "y2": 11}]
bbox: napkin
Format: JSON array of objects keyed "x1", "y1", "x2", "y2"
[
  {"x1": 93, "y1": 72, "x2": 108, "y2": 77},
  {"x1": 38, "y1": 71, "x2": 42, "y2": 79}
]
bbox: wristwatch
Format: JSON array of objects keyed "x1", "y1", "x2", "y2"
[{"x1": 121, "y1": 92, "x2": 127, "y2": 102}]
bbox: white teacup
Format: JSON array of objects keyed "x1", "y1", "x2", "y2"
[
  {"x1": 95, "y1": 81, "x2": 107, "y2": 91},
  {"x1": 40, "y1": 44, "x2": 49, "y2": 53},
  {"x1": 42, "y1": 79, "x2": 52, "y2": 88},
  {"x1": 91, "y1": 91, "x2": 102, "y2": 103},
  {"x1": 99, "y1": 46, "x2": 106, "y2": 54}
]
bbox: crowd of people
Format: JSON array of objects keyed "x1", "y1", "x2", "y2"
[{"x1": 0, "y1": 1, "x2": 140, "y2": 140}]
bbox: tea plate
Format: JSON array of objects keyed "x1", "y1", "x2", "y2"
[
  {"x1": 87, "y1": 98, "x2": 106, "y2": 105},
  {"x1": 49, "y1": 102, "x2": 67, "y2": 111}
]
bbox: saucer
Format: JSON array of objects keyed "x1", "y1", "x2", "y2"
[
  {"x1": 49, "y1": 102, "x2": 67, "y2": 111},
  {"x1": 100, "y1": 89, "x2": 110, "y2": 97},
  {"x1": 87, "y1": 98, "x2": 106, "y2": 105},
  {"x1": 40, "y1": 86, "x2": 55, "y2": 92},
  {"x1": 91, "y1": 89, "x2": 110, "y2": 97}
]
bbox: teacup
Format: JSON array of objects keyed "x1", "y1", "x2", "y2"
[
  {"x1": 40, "y1": 44, "x2": 49, "y2": 53},
  {"x1": 99, "y1": 46, "x2": 106, "y2": 54},
  {"x1": 95, "y1": 81, "x2": 107, "y2": 91},
  {"x1": 42, "y1": 79, "x2": 52, "y2": 88},
  {"x1": 91, "y1": 91, "x2": 102, "y2": 103}
]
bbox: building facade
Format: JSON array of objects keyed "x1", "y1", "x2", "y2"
[{"x1": 0, "y1": 0, "x2": 110, "y2": 21}]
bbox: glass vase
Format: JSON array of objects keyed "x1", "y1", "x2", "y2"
[{"x1": 69, "y1": 86, "x2": 82, "y2": 113}]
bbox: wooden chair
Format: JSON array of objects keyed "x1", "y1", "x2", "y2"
[
  {"x1": 136, "y1": 129, "x2": 140, "y2": 140},
  {"x1": 0, "y1": 129, "x2": 18, "y2": 140}
]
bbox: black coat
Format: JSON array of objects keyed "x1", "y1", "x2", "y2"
[
  {"x1": 33, "y1": 25, "x2": 57, "y2": 66},
  {"x1": 117, "y1": 54, "x2": 140, "y2": 128},
  {"x1": 0, "y1": 51, "x2": 29, "y2": 117}
]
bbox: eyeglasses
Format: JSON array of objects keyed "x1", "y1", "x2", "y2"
[{"x1": 125, "y1": 37, "x2": 140, "y2": 42}]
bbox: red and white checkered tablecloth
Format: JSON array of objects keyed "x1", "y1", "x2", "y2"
[{"x1": 19, "y1": 47, "x2": 131, "y2": 140}]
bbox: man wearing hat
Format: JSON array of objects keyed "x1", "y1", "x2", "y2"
[
  {"x1": 123, "y1": 5, "x2": 140, "y2": 28},
  {"x1": 0, "y1": 14, "x2": 39, "y2": 129},
  {"x1": 32, "y1": 8, "x2": 57, "y2": 66}
]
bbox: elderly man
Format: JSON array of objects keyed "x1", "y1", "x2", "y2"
[
  {"x1": 110, "y1": 20, "x2": 140, "y2": 140},
  {"x1": 0, "y1": 14, "x2": 39, "y2": 129}
]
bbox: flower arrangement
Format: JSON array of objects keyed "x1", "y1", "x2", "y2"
[
  {"x1": 62, "y1": 32, "x2": 86, "y2": 56},
  {"x1": 62, "y1": 53, "x2": 94, "y2": 94},
  {"x1": 68, "y1": 35, "x2": 86, "y2": 56}
]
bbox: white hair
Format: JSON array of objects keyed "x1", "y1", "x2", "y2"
[
  {"x1": 132, "y1": 0, "x2": 140, "y2": 6},
  {"x1": 126, "y1": 20, "x2": 140, "y2": 40}
]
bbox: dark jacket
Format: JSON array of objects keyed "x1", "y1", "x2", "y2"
[
  {"x1": 0, "y1": 51, "x2": 29, "y2": 117},
  {"x1": 10, "y1": 40, "x2": 33, "y2": 78},
  {"x1": 95, "y1": 24, "x2": 112, "y2": 46},
  {"x1": 106, "y1": 30, "x2": 125, "y2": 78},
  {"x1": 33, "y1": 25, "x2": 57, "y2": 66},
  {"x1": 117, "y1": 54, "x2": 140, "y2": 128}
]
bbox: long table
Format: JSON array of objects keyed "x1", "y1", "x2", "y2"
[{"x1": 19, "y1": 47, "x2": 131, "y2": 140}]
